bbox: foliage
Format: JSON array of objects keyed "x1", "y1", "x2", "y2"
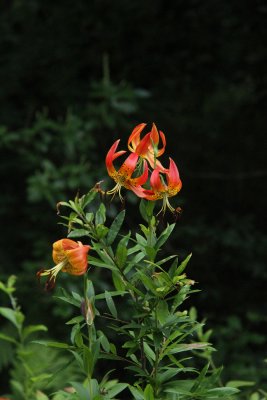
[
  {"x1": 0, "y1": 276, "x2": 83, "y2": 398},
  {"x1": 29, "y1": 190, "x2": 240, "y2": 398}
]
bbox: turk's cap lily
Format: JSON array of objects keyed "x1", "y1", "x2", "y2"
[
  {"x1": 37, "y1": 239, "x2": 90, "y2": 290},
  {"x1": 141, "y1": 158, "x2": 182, "y2": 213},
  {"x1": 106, "y1": 139, "x2": 148, "y2": 199},
  {"x1": 128, "y1": 123, "x2": 167, "y2": 170}
]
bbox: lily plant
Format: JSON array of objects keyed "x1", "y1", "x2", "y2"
[{"x1": 32, "y1": 123, "x2": 242, "y2": 400}]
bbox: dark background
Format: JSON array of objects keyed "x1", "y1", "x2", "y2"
[{"x1": 0, "y1": 0, "x2": 266, "y2": 390}]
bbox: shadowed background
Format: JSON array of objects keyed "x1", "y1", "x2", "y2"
[{"x1": 0, "y1": 0, "x2": 266, "y2": 391}]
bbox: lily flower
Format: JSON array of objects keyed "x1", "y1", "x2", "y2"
[
  {"x1": 128, "y1": 123, "x2": 166, "y2": 169},
  {"x1": 141, "y1": 158, "x2": 182, "y2": 214},
  {"x1": 37, "y1": 239, "x2": 90, "y2": 290},
  {"x1": 105, "y1": 139, "x2": 148, "y2": 200}
]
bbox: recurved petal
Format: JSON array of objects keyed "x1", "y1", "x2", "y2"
[
  {"x1": 135, "y1": 132, "x2": 151, "y2": 156},
  {"x1": 140, "y1": 189, "x2": 160, "y2": 201},
  {"x1": 118, "y1": 152, "x2": 139, "y2": 179},
  {"x1": 157, "y1": 129, "x2": 167, "y2": 157},
  {"x1": 130, "y1": 184, "x2": 147, "y2": 198},
  {"x1": 52, "y1": 238, "x2": 78, "y2": 264},
  {"x1": 167, "y1": 158, "x2": 182, "y2": 189},
  {"x1": 106, "y1": 140, "x2": 126, "y2": 176},
  {"x1": 150, "y1": 123, "x2": 159, "y2": 145},
  {"x1": 150, "y1": 168, "x2": 166, "y2": 193},
  {"x1": 128, "y1": 123, "x2": 147, "y2": 151},
  {"x1": 63, "y1": 244, "x2": 90, "y2": 275}
]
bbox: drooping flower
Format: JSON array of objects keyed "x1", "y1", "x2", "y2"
[
  {"x1": 141, "y1": 158, "x2": 182, "y2": 214},
  {"x1": 37, "y1": 239, "x2": 90, "y2": 290},
  {"x1": 105, "y1": 139, "x2": 148, "y2": 200},
  {"x1": 128, "y1": 123, "x2": 166, "y2": 169}
]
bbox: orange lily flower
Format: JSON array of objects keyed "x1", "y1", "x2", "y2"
[
  {"x1": 141, "y1": 158, "x2": 182, "y2": 213},
  {"x1": 37, "y1": 239, "x2": 90, "y2": 290},
  {"x1": 128, "y1": 123, "x2": 166, "y2": 169},
  {"x1": 105, "y1": 139, "x2": 148, "y2": 200}
]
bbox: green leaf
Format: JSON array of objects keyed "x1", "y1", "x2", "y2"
[
  {"x1": 167, "y1": 342, "x2": 210, "y2": 355},
  {"x1": 33, "y1": 340, "x2": 71, "y2": 349},
  {"x1": 95, "y1": 203, "x2": 106, "y2": 225},
  {"x1": 171, "y1": 285, "x2": 192, "y2": 311},
  {"x1": 95, "y1": 290, "x2": 126, "y2": 300},
  {"x1": 155, "y1": 224, "x2": 175, "y2": 250},
  {"x1": 71, "y1": 324, "x2": 83, "y2": 347},
  {"x1": 68, "y1": 229, "x2": 89, "y2": 238},
  {"x1": 22, "y1": 324, "x2": 48, "y2": 340},
  {"x1": 70, "y1": 381, "x2": 90, "y2": 400},
  {"x1": 158, "y1": 367, "x2": 192, "y2": 383},
  {"x1": 106, "y1": 382, "x2": 128, "y2": 397},
  {"x1": 107, "y1": 210, "x2": 126, "y2": 245},
  {"x1": 81, "y1": 190, "x2": 97, "y2": 208},
  {"x1": 85, "y1": 212, "x2": 94, "y2": 223},
  {"x1": 11, "y1": 379, "x2": 25, "y2": 396},
  {"x1": 86, "y1": 279, "x2": 95, "y2": 299},
  {"x1": 69, "y1": 200, "x2": 81, "y2": 214},
  {"x1": 96, "y1": 224, "x2": 109, "y2": 239},
  {"x1": 129, "y1": 385, "x2": 144, "y2": 400},
  {"x1": 98, "y1": 331, "x2": 110, "y2": 352},
  {"x1": 191, "y1": 363, "x2": 209, "y2": 391},
  {"x1": 157, "y1": 300, "x2": 169, "y2": 325},
  {"x1": 55, "y1": 288, "x2": 81, "y2": 307},
  {"x1": 0, "y1": 332, "x2": 18, "y2": 344},
  {"x1": 176, "y1": 253, "x2": 192, "y2": 275},
  {"x1": 69, "y1": 350, "x2": 84, "y2": 370},
  {"x1": 0, "y1": 307, "x2": 24, "y2": 330},
  {"x1": 206, "y1": 387, "x2": 239, "y2": 397},
  {"x1": 250, "y1": 393, "x2": 260, "y2": 400},
  {"x1": 89, "y1": 255, "x2": 117, "y2": 271},
  {"x1": 139, "y1": 199, "x2": 155, "y2": 223},
  {"x1": 153, "y1": 330, "x2": 163, "y2": 351},
  {"x1": 112, "y1": 271, "x2": 126, "y2": 291},
  {"x1": 115, "y1": 239, "x2": 128, "y2": 269},
  {"x1": 136, "y1": 233, "x2": 147, "y2": 247},
  {"x1": 157, "y1": 255, "x2": 177, "y2": 266},
  {"x1": 31, "y1": 373, "x2": 53, "y2": 382},
  {"x1": 145, "y1": 246, "x2": 157, "y2": 261},
  {"x1": 66, "y1": 316, "x2": 84, "y2": 325},
  {"x1": 226, "y1": 380, "x2": 255, "y2": 388},
  {"x1": 144, "y1": 384, "x2": 154, "y2": 400},
  {"x1": 143, "y1": 342, "x2": 156, "y2": 362},
  {"x1": 35, "y1": 390, "x2": 50, "y2": 400},
  {"x1": 105, "y1": 290, "x2": 118, "y2": 318}
]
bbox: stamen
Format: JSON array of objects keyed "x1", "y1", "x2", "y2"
[
  {"x1": 107, "y1": 182, "x2": 124, "y2": 202},
  {"x1": 37, "y1": 260, "x2": 68, "y2": 291}
]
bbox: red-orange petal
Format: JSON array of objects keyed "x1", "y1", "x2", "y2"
[
  {"x1": 63, "y1": 244, "x2": 90, "y2": 275},
  {"x1": 141, "y1": 189, "x2": 159, "y2": 201},
  {"x1": 150, "y1": 168, "x2": 165, "y2": 193},
  {"x1": 150, "y1": 123, "x2": 159, "y2": 146},
  {"x1": 167, "y1": 158, "x2": 181, "y2": 188},
  {"x1": 130, "y1": 185, "x2": 147, "y2": 198},
  {"x1": 106, "y1": 140, "x2": 126, "y2": 177},
  {"x1": 52, "y1": 239, "x2": 78, "y2": 264},
  {"x1": 118, "y1": 152, "x2": 139, "y2": 179},
  {"x1": 157, "y1": 129, "x2": 166, "y2": 157},
  {"x1": 128, "y1": 123, "x2": 147, "y2": 152},
  {"x1": 134, "y1": 132, "x2": 151, "y2": 157}
]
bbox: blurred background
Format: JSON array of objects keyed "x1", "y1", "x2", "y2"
[{"x1": 0, "y1": 0, "x2": 266, "y2": 392}]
